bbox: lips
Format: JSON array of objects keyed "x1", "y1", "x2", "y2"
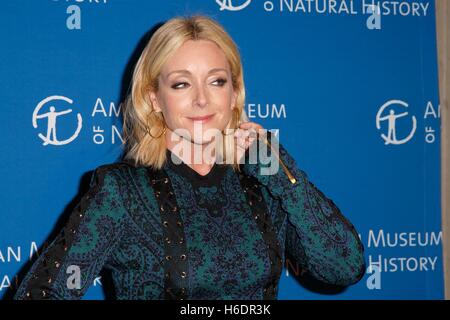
[{"x1": 187, "y1": 114, "x2": 215, "y2": 123}]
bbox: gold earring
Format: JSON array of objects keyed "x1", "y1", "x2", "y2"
[
  {"x1": 146, "y1": 124, "x2": 166, "y2": 139},
  {"x1": 145, "y1": 110, "x2": 167, "y2": 139}
]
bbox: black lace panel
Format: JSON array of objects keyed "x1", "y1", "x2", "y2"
[{"x1": 146, "y1": 168, "x2": 188, "y2": 300}]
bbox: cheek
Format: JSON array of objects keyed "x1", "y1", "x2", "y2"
[
  {"x1": 220, "y1": 106, "x2": 233, "y2": 120},
  {"x1": 213, "y1": 91, "x2": 233, "y2": 113},
  {"x1": 161, "y1": 95, "x2": 187, "y2": 126}
]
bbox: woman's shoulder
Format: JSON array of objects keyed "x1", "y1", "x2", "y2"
[
  {"x1": 94, "y1": 159, "x2": 134, "y2": 173},
  {"x1": 90, "y1": 160, "x2": 165, "y2": 216},
  {"x1": 91, "y1": 159, "x2": 160, "y2": 185}
]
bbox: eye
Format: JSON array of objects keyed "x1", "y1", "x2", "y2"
[
  {"x1": 212, "y1": 78, "x2": 227, "y2": 86},
  {"x1": 171, "y1": 82, "x2": 189, "y2": 90}
]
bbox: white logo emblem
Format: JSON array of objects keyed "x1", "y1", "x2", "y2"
[
  {"x1": 376, "y1": 100, "x2": 416, "y2": 145},
  {"x1": 32, "y1": 95, "x2": 83, "y2": 146},
  {"x1": 216, "y1": 0, "x2": 252, "y2": 11}
]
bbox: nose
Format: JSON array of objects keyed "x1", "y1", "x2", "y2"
[{"x1": 193, "y1": 83, "x2": 208, "y2": 109}]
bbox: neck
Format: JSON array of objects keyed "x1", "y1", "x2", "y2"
[{"x1": 165, "y1": 129, "x2": 217, "y2": 176}]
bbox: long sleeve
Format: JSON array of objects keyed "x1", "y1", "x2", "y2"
[
  {"x1": 242, "y1": 134, "x2": 366, "y2": 286},
  {"x1": 14, "y1": 165, "x2": 128, "y2": 300}
]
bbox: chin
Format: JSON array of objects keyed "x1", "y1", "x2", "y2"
[{"x1": 190, "y1": 129, "x2": 219, "y2": 145}]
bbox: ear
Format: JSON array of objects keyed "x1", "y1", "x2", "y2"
[{"x1": 149, "y1": 91, "x2": 162, "y2": 112}]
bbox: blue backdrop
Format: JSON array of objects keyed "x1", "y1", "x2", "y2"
[{"x1": 0, "y1": 0, "x2": 443, "y2": 299}]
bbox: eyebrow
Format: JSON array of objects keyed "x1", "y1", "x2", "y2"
[{"x1": 166, "y1": 68, "x2": 228, "y2": 78}]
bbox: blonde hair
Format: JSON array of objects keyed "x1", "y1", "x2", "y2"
[{"x1": 122, "y1": 14, "x2": 249, "y2": 170}]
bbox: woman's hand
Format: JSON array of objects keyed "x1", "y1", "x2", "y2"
[{"x1": 234, "y1": 121, "x2": 264, "y2": 164}]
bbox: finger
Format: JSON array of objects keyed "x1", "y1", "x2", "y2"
[
  {"x1": 238, "y1": 121, "x2": 252, "y2": 129},
  {"x1": 234, "y1": 129, "x2": 244, "y2": 138},
  {"x1": 234, "y1": 128, "x2": 251, "y2": 139},
  {"x1": 239, "y1": 122, "x2": 262, "y2": 130}
]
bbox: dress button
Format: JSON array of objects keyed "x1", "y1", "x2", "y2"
[
  {"x1": 160, "y1": 206, "x2": 165, "y2": 212},
  {"x1": 179, "y1": 238, "x2": 184, "y2": 244},
  {"x1": 180, "y1": 254, "x2": 186, "y2": 260},
  {"x1": 165, "y1": 272, "x2": 170, "y2": 279},
  {"x1": 176, "y1": 221, "x2": 182, "y2": 227},
  {"x1": 165, "y1": 255, "x2": 172, "y2": 261},
  {"x1": 165, "y1": 237, "x2": 171, "y2": 244},
  {"x1": 163, "y1": 221, "x2": 169, "y2": 227},
  {"x1": 181, "y1": 271, "x2": 187, "y2": 278},
  {"x1": 172, "y1": 206, "x2": 177, "y2": 212}
]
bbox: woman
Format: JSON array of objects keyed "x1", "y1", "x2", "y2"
[{"x1": 14, "y1": 15, "x2": 365, "y2": 300}]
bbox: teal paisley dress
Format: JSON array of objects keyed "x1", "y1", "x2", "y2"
[{"x1": 14, "y1": 136, "x2": 365, "y2": 300}]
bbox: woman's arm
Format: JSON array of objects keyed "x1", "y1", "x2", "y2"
[
  {"x1": 241, "y1": 133, "x2": 366, "y2": 286},
  {"x1": 14, "y1": 166, "x2": 128, "y2": 300}
]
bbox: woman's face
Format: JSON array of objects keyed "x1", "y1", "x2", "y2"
[{"x1": 149, "y1": 39, "x2": 237, "y2": 145}]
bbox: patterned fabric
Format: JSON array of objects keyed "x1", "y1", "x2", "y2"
[{"x1": 13, "y1": 138, "x2": 365, "y2": 300}]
